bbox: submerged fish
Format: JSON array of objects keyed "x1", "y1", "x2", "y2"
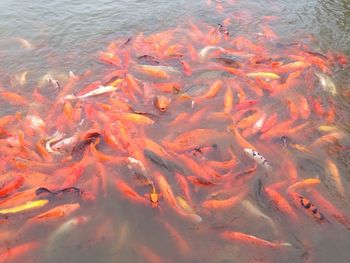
[
  {"x1": 241, "y1": 200, "x2": 278, "y2": 236},
  {"x1": 314, "y1": 72, "x2": 337, "y2": 95},
  {"x1": 198, "y1": 46, "x2": 225, "y2": 62},
  {"x1": 144, "y1": 149, "x2": 184, "y2": 173}
]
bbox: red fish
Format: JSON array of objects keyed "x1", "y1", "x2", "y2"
[
  {"x1": 0, "y1": 173, "x2": 24, "y2": 198},
  {"x1": 114, "y1": 179, "x2": 148, "y2": 205}
]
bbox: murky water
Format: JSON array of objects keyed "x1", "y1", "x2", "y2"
[{"x1": 1, "y1": 1, "x2": 350, "y2": 263}]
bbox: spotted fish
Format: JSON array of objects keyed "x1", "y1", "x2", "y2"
[{"x1": 244, "y1": 148, "x2": 272, "y2": 170}]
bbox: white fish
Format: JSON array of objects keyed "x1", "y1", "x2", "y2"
[
  {"x1": 26, "y1": 114, "x2": 46, "y2": 133},
  {"x1": 64, "y1": 85, "x2": 119, "y2": 100},
  {"x1": 13, "y1": 71, "x2": 28, "y2": 86},
  {"x1": 16, "y1": 37, "x2": 33, "y2": 49},
  {"x1": 241, "y1": 200, "x2": 278, "y2": 236},
  {"x1": 198, "y1": 46, "x2": 225, "y2": 62},
  {"x1": 39, "y1": 73, "x2": 59, "y2": 88},
  {"x1": 69, "y1": 70, "x2": 78, "y2": 79},
  {"x1": 45, "y1": 131, "x2": 65, "y2": 153},
  {"x1": 51, "y1": 134, "x2": 79, "y2": 152},
  {"x1": 252, "y1": 112, "x2": 266, "y2": 134},
  {"x1": 314, "y1": 72, "x2": 337, "y2": 95},
  {"x1": 244, "y1": 148, "x2": 272, "y2": 170},
  {"x1": 48, "y1": 77, "x2": 60, "y2": 89},
  {"x1": 127, "y1": 157, "x2": 146, "y2": 172},
  {"x1": 46, "y1": 215, "x2": 89, "y2": 257}
]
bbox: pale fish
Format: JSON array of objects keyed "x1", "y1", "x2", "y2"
[
  {"x1": 314, "y1": 72, "x2": 337, "y2": 95},
  {"x1": 244, "y1": 148, "x2": 272, "y2": 170},
  {"x1": 69, "y1": 71, "x2": 78, "y2": 79},
  {"x1": 241, "y1": 200, "x2": 278, "y2": 236},
  {"x1": 198, "y1": 46, "x2": 225, "y2": 62},
  {"x1": 127, "y1": 157, "x2": 146, "y2": 172},
  {"x1": 45, "y1": 131, "x2": 65, "y2": 153},
  {"x1": 48, "y1": 216, "x2": 89, "y2": 244},
  {"x1": 252, "y1": 112, "x2": 266, "y2": 134},
  {"x1": 38, "y1": 73, "x2": 59, "y2": 89},
  {"x1": 16, "y1": 37, "x2": 33, "y2": 49},
  {"x1": 26, "y1": 115, "x2": 46, "y2": 133},
  {"x1": 50, "y1": 133, "x2": 79, "y2": 152},
  {"x1": 13, "y1": 71, "x2": 28, "y2": 86},
  {"x1": 64, "y1": 85, "x2": 119, "y2": 100}
]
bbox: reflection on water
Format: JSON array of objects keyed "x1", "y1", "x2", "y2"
[{"x1": 0, "y1": 1, "x2": 350, "y2": 263}]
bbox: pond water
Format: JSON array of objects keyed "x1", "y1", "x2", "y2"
[{"x1": 0, "y1": 0, "x2": 350, "y2": 262}]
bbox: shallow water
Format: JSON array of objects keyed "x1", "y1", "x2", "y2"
[{"x1": 0, "y1": 1, "x2": 350, "y2": 263}]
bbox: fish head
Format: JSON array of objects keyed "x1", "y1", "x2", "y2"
[
  {"x1": 244, "y1": 148, "x2": 254, "y2": 156},
  {"x1": 154, "y1": 95, "x2": 171, "y2": 112}
]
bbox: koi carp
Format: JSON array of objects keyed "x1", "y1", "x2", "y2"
[
  {"x1": 244, "y1": 148, "x2": 272, "y2": 171},
  {"x1": 220, "y1": 231, "x2": 291, "y2": 248}
]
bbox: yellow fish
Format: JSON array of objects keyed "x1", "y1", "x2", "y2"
[
  {"x1": 246, "y1": 72, "x2": 280, "y2": 79},
  {"x1": 0, "y1": 199, "x2": 48, "y2": 214}
]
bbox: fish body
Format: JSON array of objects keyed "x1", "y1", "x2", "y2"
[
  {"x1": 220, "y1": 231, "x2": 291, "y2": 248},
  {"x1": 30, "y1": 203, "x2": 80, "y2": 221},
  {"x1": 45, "y1": 131, "x2": 65, "y2": 153},
  {"x1": 244, "y1": 148, "x2": 271, "y2": 170},
  {"x1": 246, "y1": 72, "x2": 280, "y2": 79},
  {"x1": 198, "y1": 46, "x2": 225, "y2": 62},
  {"x1": 289, "y1": 192, "x2": 325, "y2": 221},
  {"x1": 0, "y1": 199, "x2": 48, "y2": 214},
  {"x1": 51, "y1": 134, "x2": 79, "y2": 152},
  {"x1": 314, "y1": 72, "x2": 337, "y2": 95},
  {"x1": 135, "y1": 65, "x2": 179, "y2": 78},
  {"x1": 16, "y1": 37, "x2": 33, "y2": 49},
  {"x1": 241, "y1": 200, "x2": 278, "y2": 235},
  {"x1": 47, "y1": 216, "x2": 89, "y2": 246},
  {"x1": 65, "y1": 85, "x2": 119, "y2": 100},
  {"x1": 144, "y1": 149, "x2": 184, "y2": 173}
]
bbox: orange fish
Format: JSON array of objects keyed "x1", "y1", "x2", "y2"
[
  {"x1": 115, "y1": 179, "x2": 148, "y2": 205},
  {"x1": 264, "y1": 187, "x2": 298, "y2": 221},
  {"x1": 187, "y1": 176, "x2": 219, "y2": 187},
  {"x1": 154, "y1": 95, "x2": 171, "y2": 112},
  {"x1": 144, "y1": 184, "x2": 162, "y2": 208},
  {"x1": 156, "y1": 172, "x2": 201, "y2": 223},
  {"x1": 287, "y1": 178, "x2": 320, "y2": 192},
  {"x1": 0, "y1": 173, "x2": 24, "y2": 198},
  {"x1": 310, "y1": 190, "x2": 350, "y2": 229},
  {"x1": 0, "y1": 91, "x2": 29, "y2": 105},
  {"x1": 288, "y1": 192, "x2": 325, "y2": 221},
  {"x1": 30, "y1": 203, "x2": 80, "y2": 221},
  {"x1": 99, "y1": 51, "x2": 121, "y2": 66},
  {"x1": 202, "y1": 192, "x2": 245, "y2": 210},
  {"x1": 198, "y1": 79, "x2": 223, "y2": 99},
  {"x1": 155, "y1": 217, "x2": 190, "y2": 256},
  {"x1": 125, "y1": 74, "x2": 143, "y2": 96},
  {"x1": 180, "y1": 60, "x2": 192, "y2": 76},
  {"x1": 220, "y1": 231, "x2": 290, "y2": 248},
  {"x1": 0, "y1": 241, "x2": 40, "y2": 263},
  {"x1": 0, "y1": 188, "x2": 37, "y2": 208}
]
